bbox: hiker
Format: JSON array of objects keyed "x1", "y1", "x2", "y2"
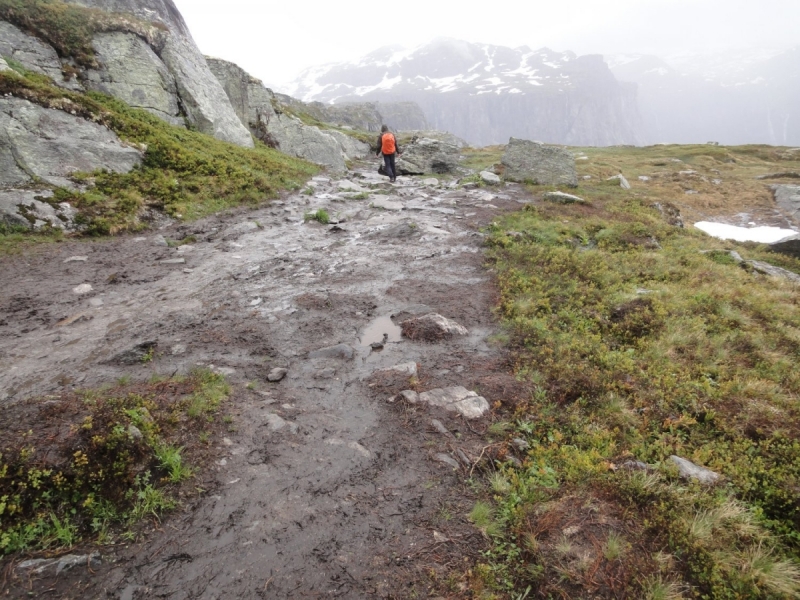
[{"x1": 376, "y1": 125, "x2": 402, "y2": 183}]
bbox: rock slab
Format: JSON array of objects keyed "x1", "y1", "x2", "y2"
[
  {"x1": 397, "y1": 138, "x2": 461, "y2": 175},
  {"x1": 501, "y1": 138, "x2": 578, "y2": 187}
]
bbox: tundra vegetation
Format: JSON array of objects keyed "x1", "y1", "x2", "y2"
[
  {"x1": 464, "y1": 145, "x2": 800, "y2": 599},
  {"x1": 0, "y1": 370, "x2": 230, "y2": 553}
]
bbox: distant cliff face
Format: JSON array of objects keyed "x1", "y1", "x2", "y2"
[{"x1": 286, "y1": 39, "x2": 645, "y2": 147}]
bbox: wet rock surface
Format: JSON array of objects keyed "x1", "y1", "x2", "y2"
[
  {"x1": 0, "y1": 160, "x2": 535, "y2": 598},
  {"x1": 396, "y1": 137, "x2": 462, "y2": 175}
]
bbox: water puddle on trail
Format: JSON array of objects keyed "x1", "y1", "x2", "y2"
[{"x1": 360, "y1": 316, "x2": 402, "y2": 347}]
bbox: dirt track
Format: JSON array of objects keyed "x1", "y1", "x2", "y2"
[{"x1": 0, "y1": 162, "x2": 535, "y2": 598}]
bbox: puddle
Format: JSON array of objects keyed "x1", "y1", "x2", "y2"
[
  {"x1": 360, "y1": 316, "x2": 402, "y2": 346},
  {"x1": 694, "y1": 222, "x2": 797, "y2": 243}
]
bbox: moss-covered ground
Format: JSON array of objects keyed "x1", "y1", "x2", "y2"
[
  {"x1": 0, "y1": 370, "x2": 230, "y2": 554},
  {"x1": 468, "y1": 146, "x2": 800, "y2": 599}
]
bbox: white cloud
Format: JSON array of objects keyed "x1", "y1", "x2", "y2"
[{"x1": 174, "y1": 0, "x2": 800, "y2": 86}]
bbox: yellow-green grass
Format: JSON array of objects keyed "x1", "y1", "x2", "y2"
[{"x1": 473, "y1": 172, "x2": 800, "y2": 598}]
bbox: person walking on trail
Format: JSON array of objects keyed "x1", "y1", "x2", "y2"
[{"x1": 377, "y1": 125, "x2": 402, "y2": 183}]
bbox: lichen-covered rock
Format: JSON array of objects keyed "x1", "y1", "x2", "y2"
[
  {"x1": 501, "y1": 138, "x2": 578, "y2": 186},
  {"x1": 63, "y1": 0, "x2": 253, "y2": 147},
  {"x1": 0, "y1": 21, "x2": 82, "y2": 90},
  {"x1": 0, "y1": 97, "x2": 142, "y2": 189},
  {"x1": 0, "y1": 189, "x2": 80, "y2": 231},
  {"x1": 396, "y1": 138, "x2": 461, "y2": 175},
  {"x1": 85, "y1": 32, "x2": 183, "y2": 126}
]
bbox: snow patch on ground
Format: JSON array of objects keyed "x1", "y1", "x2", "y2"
[{"x1": 695, "y1": 222, "x2": 797, "y2": 243}]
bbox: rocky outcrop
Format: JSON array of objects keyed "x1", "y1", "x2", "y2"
[
  {"x1": 84, "y1": 32, "x2": 183, "y2": 126},
  {"x1": 1, "y1": 0, "x2": 252, "y2": 146},
  {"x1": 396, "y1": 138, "x2": 461, "y2": 175},
  {"x1": 0, "y1": 97, "x2": 142, "y2": 189},
  {"x1": 772, "y1": 184, "x2": 800, "y2": 224},
  {"x1": 404, "y1": 130, "x2": 468, "y2": 149},
  {"x1": 769, "y1": 234, "x2": 800, "y2": 259},
  {"x1": 0, "y1": 189, "x2": 79, "y2": 231},
  {"x1": 0, "y1": 22, "x2": 82, "y2": 90},
  {"x1": 208, "y1": 57, "x2": 369, "y2": 171},
  {"x1": 501, "y1": 138, "x2": 578, "y2": 186}
]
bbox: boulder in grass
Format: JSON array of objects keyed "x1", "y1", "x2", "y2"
[
  {"x1": 418, "y1": 386, "x2": 490, "y2": 419},
  {"x1": 542, "y1": 191, "x2": 586, "y2": 204},
  {"x1": 669, "y1": 455, "x2": 720, "y2": 485},
  {"x1": 501, "y1": 138, "x2": 577, "y2": 187}
]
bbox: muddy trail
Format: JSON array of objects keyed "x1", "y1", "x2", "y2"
[{"x1": 0, "y1": 162, "x2": 535, "y2": 599}]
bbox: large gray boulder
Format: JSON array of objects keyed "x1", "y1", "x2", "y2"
[
  {"x1": 207, "y1": 58, "x2": 349, "y2": 171},
  {"x1": 0, "y1": 97, "x2": 142, "y2": 189},
  {"x1": 769, "y1": 234, "x2": 800, "y2": 259},
  {"x1": 84, "y1": 32, "x2": 183, "y2": 126},
  {"x1": 772, "y1": 184, "x2": 800, "y2": 225},
  {"x1": 63, "y1": 0, "x2": 253, "y2": 147},
  {"x1": 396, "y1": 137, "x2": 461, "y2": 175},
  {"x1": 501, "y1": 138, "x2": 578, "y2": 186},
  {"x1": 0, "y1": 22, "x2": 82, "y2": 90}
]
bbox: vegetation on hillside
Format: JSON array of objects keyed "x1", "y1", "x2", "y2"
[
  {"x1": 0, "y1": 67, "x2": 317, "y2": 239},
  {"x1": 0, "y1": 0, "x2": 170, "y2": 70},
  {"x1": 0, "y1": 369, "x2": 229, "y2": 554},
  {"x1": 469, "y1": 147, "x2": 800, "y2": 598}
]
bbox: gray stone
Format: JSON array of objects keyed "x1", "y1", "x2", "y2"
[
  {"x1": 0, "y1": 97, "x2": 142, "y2": 189},
  {"x1": 434, "y1": 453, "x2": 460, "y2": 469},
  {"x1": 73, "y1": 284, "x2": 94, "y2": 294},
  {"x1": 769, "y1": 234, "x2": 800, "y2": 259},
  {"x1": 267, "y1": 367, "x2": 288, "y2": 382},
  {"x1": 0, "y1": 189, "x2": 79, "y2": 231},
  {"x1": 608, "y1": 174, "x2": 631, "y2": 190},
  {"x1": 396, "y1": 390, "x2": 419, "y2": 404},
  {"x1": 128, "y1": 424, "x2": 143, "y2": 440},
  {"x1": 0, "y1": 22, "x2": 81, "y2": 90},
  {"x1": 400, "y1": 313, "x2": 468, "y2": 340},
  {"x1": 308, "y1": 343, "x2": 354, "y2": 360},
  {"x1": 397, "y1": 138, "x2": 461, "y2": 175},
  {"x1": 480, "y1": 171, "x2": 501, "y2": 185},
  {"x1": 418, "y1": 386, "x2": 490, "y2": 419},
  {"x1": 422, "y1": 178, "x2": 439, "y2": 187},
  {"x1": 455, "y1": 449, "x2": 472, "y2": 466},
  {"x1": 337, "y1": 180, "x2": 367, "y2": 192},
  {"x1": 771, "y1": 185, "x2": 800, "y2": 226},
  {"x1": 402, "y1": 130, "x2": 468, "y2": 149},
  {"x1": 746, "y1": 259, "x2": 800, "y2": 283},
  {"x1": 620, "y1": 460, "x2": 649, "y2": 471},
  {"x1": 0, "y1": 56, "x2": 9, "y2": 72},
  {"x1": 381, "y1": 362, "x2": 418, "y2": 376},
  {"x1": 160, "y1": 258, "x2": 185, "y2": 264},
  {"x1": 756, "y1": 172, "x2": 800, "y2": 180},
  {"x1": 263, "y1": 413, "x2": 297, "y2": 434},
  {"x1": 501, "y1": 138, "x2": 578, "y2": 186},
  {"x1": 511, "y1": 438, "x2": 530, "y2": 452},
  {"x1": 85, "y1": 32, "x2": 182, "y2": 126},
  {"x1": 669, "y1": 455, "x2": 721, "y2": 484},
  {"x1": 64, "y1": 256, "x2": 89, "y2": 263},
  {"x1": 542, "y1": 191, "x2": 586, "y2": 204},
  {"x1": 325, "y1": 129, "x2": 370, "y2": 160},
  {"x1": 431, "y1": 419, "x2": 451, "y2": 436},
  {"x1": 371, "y1": 198, "x2": 404, "y2": 211}
]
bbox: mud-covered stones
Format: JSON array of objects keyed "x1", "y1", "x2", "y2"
[{"x1": 400, "y1": 313, "x2": 468, "y2": 342}]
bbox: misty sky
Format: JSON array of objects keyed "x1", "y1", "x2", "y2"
[{"x1": 173, "y1": 0, "x2": 799, "y2": 87}]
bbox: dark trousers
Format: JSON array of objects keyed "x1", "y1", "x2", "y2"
[{"x1": 383, "y1": 153, "x2": 397, "y2": 180}]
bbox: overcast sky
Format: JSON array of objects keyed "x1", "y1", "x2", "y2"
[{"x1": 173, "y1": 0, "x2": 799, "y2": 87}]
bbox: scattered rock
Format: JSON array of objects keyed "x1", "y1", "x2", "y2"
[
  {"x1": 434, "y1": 453, "x2": 460, "y2": 469},
  {"x1": 337, "y1": 180, "x2": 368, "y2": 193},
  {"x1": 308, "y1": 343, "x2": 355, "y2": 360},
  {"x1": 381, "y1": 362, "x2": 418, "y2": 376},
  {"x1": 608, "y1": 174, "x2": 631, "y2": 189},
  {"x1": 400, "y1": 313, "x2": 468, "y2": 342},
  {"x1": 511, "y1": 438, "x2": 530, "y2": 452},
  {"x1": 314, "y1": 367, "x2": 336, "y2": 379},
  {"x1": 371, "y1": 198, "x2": 404, "y2": 211},
  {"x1": 455, "y1": 449, "x2": 472, "y2": 466},
  {"x1": 89, "y1": 298, "x2": 104, "y2": 307},
  {"x1": 433, "y1": 531, "x2": 450, "y2": 543},
  {"x1": 73, "y1": 284, "x2": 93, "y2": 295},
  {"x1": 267, "y1": 367, "x2": 288, "y2": 382},
  {"x1": 542, "y1": 191, "x2": 586, "y2": 204},
  {"x1": 153, "y1": 235, "x2": 169, "y2": 246},
  {"x1": 431, "y1": 419, "x2": 451, "y2": 436},
  {"x1": 418, "y1": 386, "x2": 490, "y2": 419},
  {"x1": 480, "y1": 171, "x2": 501, "y2": 185},
  {"x1": 171, "y1": 344, "x2": 187, "y2": 355},
  {"x1": 397, "y1": 138, "x2": 461, "y2": 175},
  {"x1": 669, "y1": 455, "x2": 721, "y2": 484},
  {"x1": 128, "y1": 424, "x2": 143, "y2": 440},
  {"x1": 638, "y1": 176, "x2": 650, "y2": 182},
  {"x1": 64, "y1": 256, "x2": 88, "y2": 263},
  {"x1": 160, "y1": 258, "x2": 186, "y2": 265},
  {"x1": 501, "y1": 138, "x2": 578, "y2": 186}
]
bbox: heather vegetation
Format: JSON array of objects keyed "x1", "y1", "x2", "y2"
[
  {"x1": 468, "y1": 146, "x2": 800, "y2": 598},
  {"x1": 0, "y1": 370, "x2": 230, "y2": 554}
]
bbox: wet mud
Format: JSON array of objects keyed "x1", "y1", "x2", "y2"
[{"x1": 0, "y1": 163, "x2": 535, "y2": 598}]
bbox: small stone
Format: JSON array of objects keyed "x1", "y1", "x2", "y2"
[
  {"x1": 638, "y1": 176, "x2": 650, "y2": 182},
  {"x1": 223, "y1": 437, "x2": 233, "y2": 446},
  {"x1": 422, "y1": 178, "x2": 439, "y2": 187},
  {"x1": 171, "y1": 344, "x2": 187, "y2": 355},
  {"x1": 418, "y1": 386, "x2": 490, "y2": 419},
  {"x1": 431, "y1": 419, "x2": 451, "y2": 436},
  {"x1": 400, "y1": 313, "x2": 468, "y2": 341},
  {"x1": 371, "y1": 198, "x2": 404, "y2": 211},
  {"x1": 480, "y1": 171, "x2": 501, "y2": 185},
  {"x1": 153, "y1": 235, "x2": 168, "y2": 246},
  {"x1": 89, "y1": 298, "x2": 104, "y2": 307},
  {"x1": 264, "y1": 413, "x2": 297, "y2": 434},
  {"x1": 670, "y1": 455, "x2": 721, "y2": 484},
  {"x1": 397, "y1": 390, "x2": 419, "y2": 404},
  {"x1": 128, "y1": 425, "x2": 143, "y2": 440},
  {"x1": 73, "y1": 284, "x2": 93, "y2": 294},
  {"x1": 314, "y1": 367, "x2": 336, "y2": 379},
  {"x1": 182, "y1": 268, "x2": 194, "y2": 274},
  {"x1": 267, "y1": 367, "x2": 288, "y2": 382},
  {"x1": 433, "y1": 531, "x2": 450, "y2": 543},
  {"x1": 542, "y1": 191, "x2": 586, "y2": 204},
  {"x1": 370, "y1": 341, "x2": 384, "y2": 350},
  {"x1": 160, "y1": 258, "x2": 186, "y2": 265},
  {"x1": 381, "y1": 362, "x2": 418, "y2": 376},
  {"x1": 620, "y1": 460, "x2": 649, "y2": 471},
  {"x1": 250, "y1": 298, "x2": 263, "y2": 306},
  {"x1": 434, "y1": 453, "x2": 460, "y2": 469},
  {"x1": 64, "y1": 256, "x2": 88, "y2": 263},
  {"x1": 511, "y1": 438, "x2": 530, "y2": 452},
  {"x1": 608, "y1": 174, "x2": 631, "y2": 189},
  {"x1": 455, "y1": 449, "x2": 471, "y2": 466}
]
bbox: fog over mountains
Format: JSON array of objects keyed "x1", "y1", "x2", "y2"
[{"x1": 283, "y1": 39, "x2": 800, "y2": 147}]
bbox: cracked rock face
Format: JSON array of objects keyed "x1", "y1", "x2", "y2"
[
  {"x1": 0, "y1": 22, "x2": 82, "y2": 91},
  {"x1": 0, "y1": 97, "x2": 142, "y2": 189}
]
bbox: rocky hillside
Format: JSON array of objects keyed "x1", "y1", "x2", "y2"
[
  {"x1": 610, "y1": 47, "x2": 800, "y2": 146},
  {"x1": 285, "y1": 38, "x2": 646, "y2": 147}
]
